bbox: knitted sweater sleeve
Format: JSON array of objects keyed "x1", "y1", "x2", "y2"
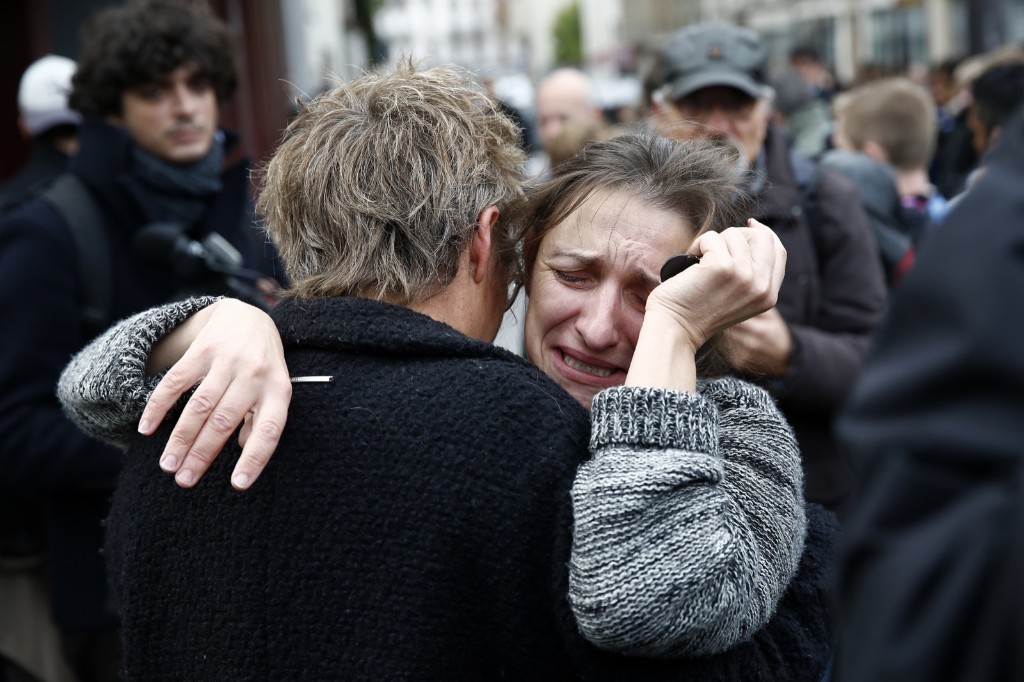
[
  {"x1": 569, "y1": 377, "x2": 807, "y2": 658},
  {"x1": 57, "y1": 296, "x2": 221, "y2": 449}
]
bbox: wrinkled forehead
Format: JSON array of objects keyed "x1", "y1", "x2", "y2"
[{"x1": 545, "y1": 188, "x2": 694, "y2": 265}]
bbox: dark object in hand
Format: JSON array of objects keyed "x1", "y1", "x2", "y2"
[{"x1": 660, "y1": 254, "x2": 700, "y2": 282}]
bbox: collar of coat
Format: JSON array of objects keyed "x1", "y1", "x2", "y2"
[{"x1": 271, "y1": 295, "x2": 526, "y2": 363}]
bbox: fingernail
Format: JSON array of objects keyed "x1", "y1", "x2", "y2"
[
  {"x1": 232, "y1": 473, "x2": 251, "y2": 489},
  {"x1": 160, "y1": 455, "x2": 178, "y2": 472},
  {"x1": 138, "y1": 419, "x2": 151, "y2": 434},
  {"x1": 176, "y1": 469, "x2": 195, "y2": 487}
]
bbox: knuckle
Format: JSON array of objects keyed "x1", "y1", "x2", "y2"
[
  {"x1": 159, "y1": 369, "x2": 191, "y2": 393},
  {"x1": 245, "y1": 449, "x2": 272, "y2": 469},
  {"x1": 208, "y1": 409, "x2": 239, "y2": 433},
  {"x1": 255, "y1": 418, "x2": 284, "y2": 441},
  {"x1": 166, "y1": 431, "x2": 193, "y2": 450},
  {"x1": 187, "y1": 447, "x2": 215, "y2": 466},
  {"x1": 185, "y1": 392, "x2": 216, "y2": 417}
]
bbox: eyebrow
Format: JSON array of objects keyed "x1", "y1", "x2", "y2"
[{"x1": 547, "y1": 249, "x2": 661, "y2": 292}]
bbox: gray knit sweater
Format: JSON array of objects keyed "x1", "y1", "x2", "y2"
[{"x1": 58, "y1": 297, "x2": 806, "y2": 659}]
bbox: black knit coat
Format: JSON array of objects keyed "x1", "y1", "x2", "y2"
[{"x1": 106, "y1": 296, "x2": 836, "y2": 681}]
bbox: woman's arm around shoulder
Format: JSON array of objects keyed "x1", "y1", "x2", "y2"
[{"x1": 58, "y1": 296, "x2": 222, "y2": 448}]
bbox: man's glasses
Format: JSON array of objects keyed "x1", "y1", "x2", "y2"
[{"x1": 672, "y1": 89, "x2": 758, "y2": 121}]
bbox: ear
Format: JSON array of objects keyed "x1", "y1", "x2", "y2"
[
  {"x1": 469, "y1": 205, "x2": 500, "y2": 285},
  {"x1": 862, "y1": 140, "x2": 889, "y2": 164}
]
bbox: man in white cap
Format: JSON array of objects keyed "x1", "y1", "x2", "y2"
[{"x1": 0, "y1": 55, "x2": 81, "y2": 213}]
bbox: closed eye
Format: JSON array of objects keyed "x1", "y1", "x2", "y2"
[{"x1": 553, "y1": 270, "x2": 588, "y2": 285}]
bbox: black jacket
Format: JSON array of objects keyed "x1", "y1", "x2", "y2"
[
  {"x1": 836, "y1": 109, "x2": 1024, "y2": 682},
  {"x1": 0, "y1": 141, "x2": 71, "y2": 214},
  {"x1": 750, "y1": 124, "x2": 888, "y2": 511},
  {"x1": 0, "y1": 118, "x2": 271, "y2": 630},
  {"x1": 108, "y1": 296, "x2": 838, "y2": 681}
]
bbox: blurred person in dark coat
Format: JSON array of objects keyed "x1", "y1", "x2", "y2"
[
  {"x1": 0, "y1": 55, "x2": 81, "y2": 214},
  {"x1": 836, "y1": 104, "x2": 1024, "y2": 681}
]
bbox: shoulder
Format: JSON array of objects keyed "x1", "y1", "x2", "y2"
[
  {"x1": 0, "y1": 197, "x2": 76, "y2": 262},
  {"x1": 817, "y1": 166, "x2": 863, "y2": 204},
  {"x1": 424, "y1": 351, "x2": 591, "y2": 455}
]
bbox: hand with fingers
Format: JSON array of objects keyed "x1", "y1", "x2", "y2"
[
  {"x1": 625, "y1": 219, "x2": 786, "y2": 395},
  {"x1": 138, "y1": 298, "x2": 292, "y2": 490},
  {"x1": 647, "y1": 219, "x2": 788, "y2": 352},
  {"x1": 725, "y1": 307, "x2": 793, "y2": 377}
]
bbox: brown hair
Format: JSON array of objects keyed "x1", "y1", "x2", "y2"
[
  {"x1": 70, "y1": 0, "x2": 236, "y2": 117},
  {"x1": 257, "y1": 62, "x2": 526, "y2": 303},
  {"x1": 835, "y1": 77, "x2": 937, "y2": 170}
]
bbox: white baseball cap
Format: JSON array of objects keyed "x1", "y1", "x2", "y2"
[{"x1": 18, "y1": 55, "x2": 82, "y2": 136}]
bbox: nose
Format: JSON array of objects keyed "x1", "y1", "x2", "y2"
[
  {"x1": 702, "y1": 107, "x2": 733, "y2": 136},
  {"x1": 170, "y1": 84, "x2": 200, "y2": 118},
  {"x1": 574, "y1": 285, "x2": 623, "y2": 351},
  {"x1": 542, "y1": 120, "x2": 563, "y2": 145}
]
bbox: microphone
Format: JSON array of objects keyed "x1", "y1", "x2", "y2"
[{"x1": 134, "y1": 223, "x2": 264, "y2": 283}]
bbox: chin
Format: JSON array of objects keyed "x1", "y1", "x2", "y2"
[
  {"x1": 566, "y1": 384, "x2": 599, "y2": 411},
  {"x1": 172, "y1": 149, "x2": 211, "y2": 164}
]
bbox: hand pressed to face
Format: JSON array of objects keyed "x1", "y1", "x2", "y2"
[
  {"x1": 643, "y1": 221, "x2": 787, "y2": 353},
  {"x1": 624, "y1": 221, "x2": 787, "y2": 396},
  {"x1": 114, "y1": 62, "x2": 219, "y2": 164},
  {"x1": 523, "y1": 189, "x2": 694, "y2": 407}
]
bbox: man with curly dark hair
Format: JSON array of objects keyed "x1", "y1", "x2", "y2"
[{"x1": 0, "y1": 2, "x2": 277, "y2": 680}]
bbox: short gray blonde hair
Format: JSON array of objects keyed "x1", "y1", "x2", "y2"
[{"x1": 258, "y1": 62, "x2": 526, "y2": 302}]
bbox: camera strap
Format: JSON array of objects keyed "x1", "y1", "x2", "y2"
[{"x1": 40, "y1": 174, "x2": 112, "y2": 339}]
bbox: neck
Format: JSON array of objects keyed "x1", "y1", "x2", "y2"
[
  {"x1": 894, "y1": 167, "x2": 931, "y2": 198},
  {"x1": 408, "y1": 274, "x2": 493, "y2": 343}
]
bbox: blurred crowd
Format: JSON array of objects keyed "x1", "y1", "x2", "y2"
[{"x1": 1, "y1": 1, "x2": 1024, "y2": 681}]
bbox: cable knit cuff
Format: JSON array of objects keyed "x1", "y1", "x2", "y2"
[
  {"x1": 589, "y1": 386, "x2": 718, "y2": 453},
  {"x1": 58, "y1": 296, "x2": 222, "y2": 448}
]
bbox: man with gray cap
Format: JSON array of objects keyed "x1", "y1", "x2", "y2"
[
  {"x1": 651, "y1": 22, "x2": 888, "y2": 514},
  {"x1": 0, "y1": 55, "x2": 81, "y2": 214}
]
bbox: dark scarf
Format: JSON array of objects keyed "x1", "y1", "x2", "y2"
[{"x1": 131, "y1": 134, "x2": 225, "y2": 226}]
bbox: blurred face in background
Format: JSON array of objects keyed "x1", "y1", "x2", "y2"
[
  {"x1": 523, "y1": 187, "x2": 693, "y2": 408},
  {"x1": 654, "y1": 85, "x2": 771, "y2": 167},
  {"x1": 929, "y1": 69, "x2": 959, "y2": 108},
  {"x1": 536, "y1": 69, "x2": 602, "y2": 150},
  {"x1": 114, "y1": 62, "x2": 218, "y2": 164}
]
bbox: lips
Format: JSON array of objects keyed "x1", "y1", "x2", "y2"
[
  {"x1": 562, "y1": 352, "x2": 614, "y2": 377},
  {"x1": 169, "y1": 127, "x2": 204, "y2": 143},
  {"x1": 554, "y1": 348, "x2": 625, "y2": 388}
]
